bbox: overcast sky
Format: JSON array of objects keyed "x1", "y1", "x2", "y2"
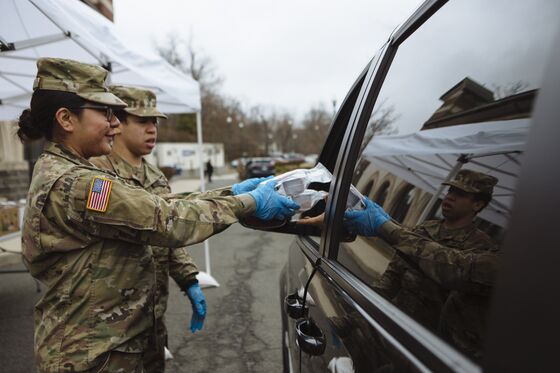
[{"x1": 113, "y1": 0, "x2": 423, "y2": 121}]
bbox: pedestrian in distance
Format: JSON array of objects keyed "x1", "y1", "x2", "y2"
[
  {"x1": 18, "y1": 57, "x2": 299, "y2": 373},
  {"x1": 206, "y1": 159, "x2": 214, "y2": 183}
]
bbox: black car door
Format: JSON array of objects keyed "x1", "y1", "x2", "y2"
[{"x1": 294, "y1": 0, "x2": 560, "y2": 372}]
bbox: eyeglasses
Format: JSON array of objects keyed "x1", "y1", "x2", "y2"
[{"x1": 71, "y1": 105, "x2": 114, "y2": 122}]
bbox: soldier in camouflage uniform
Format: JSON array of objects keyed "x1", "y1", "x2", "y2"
[
  {"x1": 91, "y1": 85, "x2": 206, "y2": 372},
  {"x1": 345, "y1": 169, "x2": 499, "y2": 361},
  {"x1": 17, "y1": 58, "x2": 299, "y2": 372}
]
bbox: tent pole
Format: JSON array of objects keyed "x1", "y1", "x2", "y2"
[
  {"x1": 195, "y1": 111, "x2": 219, "y2": 288},
  {"x1": 417, "y1": 154, "x2": 468, "y2": 224}
]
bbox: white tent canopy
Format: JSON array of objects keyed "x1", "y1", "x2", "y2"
[
  {"x1": 0, "y1": 0, "x2": 201, "y2": 120},
  {"x1": 0, "y1": 0, "x2": 222, "y2": 287},
  {"x1": 362, "y1": 119, "x2": 530, "y2": 227}
]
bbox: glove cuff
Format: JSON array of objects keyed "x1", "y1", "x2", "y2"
[{"x1": 183, "y1": 279, "x2": 199, "y2": 294}]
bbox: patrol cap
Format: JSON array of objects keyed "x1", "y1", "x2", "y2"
[
  {"x1": 109, "y1": 85, "x2": 167, "y2": 119},
  {"x1": 442, "y1": 169, "x2": 498, "y2": 195},
  {"x1": 33, "y1": 57, "x2": 126, "y2": 107}
]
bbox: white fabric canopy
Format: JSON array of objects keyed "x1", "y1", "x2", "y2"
[
  {"x1": 0, "y1": 1, "x2": 220, "y2": 284},
  {"x1": 0, "y1": 0, "x2": 201, "y2": 120},
  {"x1": 362, "y1": 119, "x2": 530, "y2": 227}
]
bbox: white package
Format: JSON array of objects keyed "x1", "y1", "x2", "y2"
[
  {"x1": 261, "y1": 162, "x2": 332, "y2": 197},
  {"x1": 292, "y1": 189, "x2": 329, "y2": 212},
  {"x1": 346, "y1": 185, "x2": 365, "y2": 210}
]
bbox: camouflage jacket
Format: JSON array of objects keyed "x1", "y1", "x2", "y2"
[
  {"x1": 91, "y1": 153, "x2": 228, "y2": 319},
  {"x1": 380, "y1": 220, "x2": 498, "y2": 292},
  {"x1": 379, "y1": 219, "x2": 499, "y2": 359},
  {"x1": 22, "y1": 142, "x2": 255, "y2": 372}
]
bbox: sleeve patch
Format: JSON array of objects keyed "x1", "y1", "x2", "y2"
[{"x1": 86, "y1": 177, "x2": 113, "y2": 212}]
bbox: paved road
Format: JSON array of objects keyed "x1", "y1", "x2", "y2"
[
  {"x1": 165, "y1": 178, "x2": 290, "y2": 373},
  {"x1": 0, "y1": 263, "x2": 42, "y2": 373},
  {"x1": 0, "y1": 178, "x2": 292, "y2": 372},
  {"x1": 165, "y1": 223, "x2": 290, "y2": 373}
]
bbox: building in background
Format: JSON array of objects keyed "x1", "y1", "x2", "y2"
[
  {"x1": 147, "y1": 143, "x2": 225, "y2": 175},
  {"x1": 80, "y1": 0, "x2": 114, "y2": 20}
]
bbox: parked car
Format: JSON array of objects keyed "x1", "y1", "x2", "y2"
[
  {"x1": 242, "y1": 0, "x2": 560, "y2": 372},
  {"x1": 243, "y1": 157, "x2": 276, "y2": 179}
]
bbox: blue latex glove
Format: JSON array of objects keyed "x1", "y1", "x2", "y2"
[
  {"x1": 186, "y1": 283, "x2": 206, "y2": 333},
  {"x1": 248, "y1": 181, "x2": 301, "y2": 220},
  {"x1": 232, "y1": 176, "x2": 273, "y2": 195},
  {"x1": 343, "y1": 197, "x2": 390, "y2": 236}
]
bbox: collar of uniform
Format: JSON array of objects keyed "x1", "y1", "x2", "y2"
[
  {"x1": 106, "y1": 152, "x2": 163, "y2": 188},
  {"x1": 142, "y1": 160, "x2": 166, "y2": 189},
  {"x1": 105, "y1": 152, "x2": 143, "y2": 184},
  {"x1": 422, "y1": 219, "x2": 476, "y2": 242},
  {"x1": 43, "y1": 141, "x2": 95, "y2": 167}
]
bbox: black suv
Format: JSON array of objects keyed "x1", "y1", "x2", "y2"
[{"x1": 243, "y1": 0, "x2": 560, "y2": 371}]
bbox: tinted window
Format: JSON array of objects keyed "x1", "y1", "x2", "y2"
[
  {"x1": 336, "y1": 0, "x2": 559, "y2": 363},
  {"x1": 390, "y1": 184, "x2": 416, "y2": 224}
]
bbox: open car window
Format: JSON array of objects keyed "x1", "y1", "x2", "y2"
[
  {"x1": 301, "y1": 61, "x2": 372, "y2": 246},
  {"x1": 335, "y1": 0, "x2": 559, "y2": 363}
]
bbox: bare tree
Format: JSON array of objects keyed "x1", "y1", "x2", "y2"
[
  {"x1": 491, "y1": 81, "x2": 529, "y2": 100},
  {"x1": 156, "y1": 34, "x2": 223, "y2": 93},
  {"x1": 295, "y1": 104, "x2": 332, "y2": 154},
  {"x1": 273, "y1": 114, "x2": 295, "y2": 153},
  {"x1": 358, "y1": 100, "x2": 399, "y2": 155},
  {"x1": 156, "y1": 35, "x2": 244, "y2": 159}
]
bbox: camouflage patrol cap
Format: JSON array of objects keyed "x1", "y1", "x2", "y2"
[
  {"x1": 442, "y1": 169, "x2": 498, "y2": 195},
  {"x1": 33, "y1": 57, "x2": 126, "y2": 107},
  {"x1": 109, "y1": 85, "x2": 167, "y2": 119}
]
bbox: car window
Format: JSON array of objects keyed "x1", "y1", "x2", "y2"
[
  {"x1": 335, "y1": 0, "x2": 559, "y2": 363},
  {"x1": 301, "y1": 61, "x2": 371, "y2": 246}
]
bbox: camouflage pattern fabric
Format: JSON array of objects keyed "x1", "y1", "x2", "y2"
[
  {"x1": 33, "y1": 57, "x2": 126, "y2": 107},
  {"x1": 442, "y1": 169, "x2": 498, "y2": 195},
  {"x1": 378, "y1": 219, "x2": 499, "y2": 360},
  {"x1": 22, "y1": 142, "x2": 255, "y2": 372},
  {"x1": 108, "y1": 86, "x2": 167, "y2": 118},
  {"x1": 92, "y1": 153, "x2": 226, "y2": 372},
  {"x1": 85, "y1": 351, "x2": 144, "y2": 373}
]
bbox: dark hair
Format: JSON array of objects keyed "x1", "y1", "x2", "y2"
[
  {"x1": 17, "y1": 90, "x2": 86, "y2": 142},
  {"x1": 473, "y1": 192, "x2": 492, "y2": 214},
  {"x1": 114, "y1": 109, "x2": 128, "y2": 124}
]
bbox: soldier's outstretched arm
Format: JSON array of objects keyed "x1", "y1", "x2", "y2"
[
  {"x1": 57, "y1": 170, "x2": 256, "y2": 248},
  {"x1": 161, "y1": 187, "x2": 235, "y2": 202},
  {"x1": 379, "y1": 221, "x2": 498, "y2": 291}
]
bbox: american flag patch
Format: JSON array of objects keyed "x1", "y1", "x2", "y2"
[{"x1": 86, "y1": 177, "x2": 113, "y2": 212}]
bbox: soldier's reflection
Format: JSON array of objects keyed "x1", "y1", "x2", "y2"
[
  {"x1": 301, "y1": 169, "x2": 500, "y2": 361},
  {"x1": 345, "y1": 169, "x2": 499, "y2": 360}
]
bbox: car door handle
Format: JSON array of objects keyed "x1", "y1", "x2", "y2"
[
  {"x1": 285, "y1": 291, "x2": 308, "y2": 319},
  {"x1": 295, "y1": 318, "x2": 326, "y2": 356}
]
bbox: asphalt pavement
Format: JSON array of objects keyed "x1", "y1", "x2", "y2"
[
  {"x1": 165, "y1": 178, "x2": 290, "y2": 373},
  {"x1": 0, "y1": 262, "x2": 42, "y2": 373},
  {"x1": 0, "y1": 177, "x2": 292, "y2": 372}
]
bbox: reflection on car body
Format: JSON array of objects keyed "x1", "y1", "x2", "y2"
[{"x1": 242, "y1": 0, "x2": 560, "y2": 372}]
